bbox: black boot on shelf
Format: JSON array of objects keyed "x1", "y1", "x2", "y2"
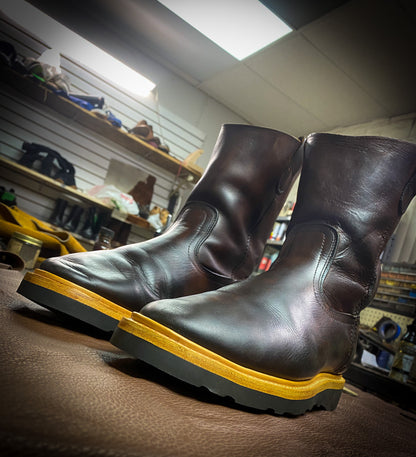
[
  {"x1": 63, "y1": 205, "x2": 83, "y2": 232},
  {"x1": 91, "y1": 209, "x2": 111, "y2": 240},
  {"x1": 49, "y1": 198, "x2": 68, "y2": 227},
  {"x1": 79, "y1": 206, "x2": 96, "y2": 239}
]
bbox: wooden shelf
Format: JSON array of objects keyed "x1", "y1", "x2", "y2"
[
  {"x1": 379, "y1": 282, "x2": 416, "y2": 291},
  {"x1": 370, "y1": 298, "x2": 416, "y2": 318},
  {"x1": 376, "y1": 289, "x2": 416, "y2": 301},
  {"x1": 0, "y1": 63, "x2": 202, "y2": 181},
  {"x1": 371, "y1": 267, "x2": 416, "y2": 317},
  {"x1": 0, "y1": 156, "x2": 155, "y2": 239},
  {"x1": 373, "y1": 297, "x2": 415, "y2": 307},
  {"x1": 0, "y1": 155, "x2": 112, "y2": 209}
]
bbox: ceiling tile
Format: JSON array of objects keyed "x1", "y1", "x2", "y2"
[
  {"x1": 111, "y1": 0, "x2": 237, "y2": 82},
  {"x1": 302, "y1": 0, "x2": 416, "y2": 115},
  {"x1": 245, "y1": 32, "x2": 387, "y2": 128},
  {"x1": 200, "y1": 65, "x2": 324, "y2": 136}
]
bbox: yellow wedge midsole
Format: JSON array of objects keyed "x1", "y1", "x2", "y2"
[
  {"x1": 24, "y1": 269, "x2": 131, "y2": 321},
  {"x1": 119, "y1": 313, "x2": 345, "y2": 400}
]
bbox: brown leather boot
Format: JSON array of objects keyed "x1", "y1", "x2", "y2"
[
  {"x1": 18, "y1": 125, "x2": 302, "y2": 332},
  {"x1": 111, "y1": 133, "x2": 416, "y2": 415}
]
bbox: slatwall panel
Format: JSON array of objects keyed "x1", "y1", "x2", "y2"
[{"x1": 0, "y1": 15, "x2": 206, "y2": 243}]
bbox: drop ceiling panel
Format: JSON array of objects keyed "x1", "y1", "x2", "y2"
[
  {"x1": 93, "y1": 0, "x2": 238, "y2": 83},
  {"x1": 302, "y1": 0, "x2": 416, "y2": 115},
  {"x1": 200, "y1": 65, "x2": 324, "y2": 136},
  {"x1": 28, "y1": 0, "x2": 238, "y2": 84},
  {"x1": 244, "y1": 32, "x2": 387, "y2": 128}
]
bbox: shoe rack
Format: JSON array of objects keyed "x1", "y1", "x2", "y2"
[
  {"x1": 0, "y1": 155, "x2": 111, "y2": 210},
  {"x1": 0, "y1": 155, "x2": 155, "y2": 246},
  {"x1": 0, "y1": 63, "x2": 202, "y2": 182},
  {"x1": 373, "y1": 265, "x2": 416, "y2": 317},
  {"x1": 0, "y1": 57, "x2": 194, "y2": 245},
  {"x1": 345, "y1": 265, "x2": 416, "y2": 411}
]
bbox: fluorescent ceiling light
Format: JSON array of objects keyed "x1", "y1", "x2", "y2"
[
  {"x1": 0, "y1": 0, "x2": 156, "y2": 97},
  {"x1": 157, "y1": 0, "x2": 292, "y2": 60}
]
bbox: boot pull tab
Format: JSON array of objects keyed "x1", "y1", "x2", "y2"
[{"x1": 399, "y1": 173, "x2": 416, "y2": 215}]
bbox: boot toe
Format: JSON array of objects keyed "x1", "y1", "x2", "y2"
[
  {"x1": 39, "y1": 249, "x2": 157, "y2": 309},
  {"x1": 40, "y1": 252, "x2": 101, "y2": 289}
]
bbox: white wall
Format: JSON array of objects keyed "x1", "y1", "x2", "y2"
[
  {"x1": 327, "y1": 112, "x2": 416, "y2": 143},
  {"x1": 155, "y1": 74, "x2": 246, "y2": 168}
]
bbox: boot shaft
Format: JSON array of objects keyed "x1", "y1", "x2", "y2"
[
  {"x1": 292, "y1": 134, "x2": 416, "y2": 234},
  {"x1": 185, "y1": 124, "x2": 302, "y2": 279},
  {"x1": 63, "y1": 205, "x2": 84, "y2": 232},
  {"x1": 49, "y1": 198, "x2": 68, "y2": 226},
  {"x1": 285, "y1": 133, "x2": 416, "y2": 314}
]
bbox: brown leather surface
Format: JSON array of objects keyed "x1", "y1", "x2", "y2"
[{"x1": 0, "y1": 270, "x2": 415, "y2": 457}]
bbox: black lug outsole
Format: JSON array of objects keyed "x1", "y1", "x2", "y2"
[
  {"x1": 110, "y1": 327, "x2": 342, "y2": 416},
  {"x1": 17, "y1": 279, "x2": 118, "y2": 332}
]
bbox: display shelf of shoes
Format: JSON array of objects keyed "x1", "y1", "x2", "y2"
[
  {"x1": 0, "y1": 155, "x2": 112, "y2": 209},
  {"x1": 0, "y1": 155, "x2": 155, "y2": 239},
  {"x1": 0, "y1": 63, "x2": 202, "y2": 181},
  {"x1": 370, "y1": 264, "x2": 416, "y2": 318}
]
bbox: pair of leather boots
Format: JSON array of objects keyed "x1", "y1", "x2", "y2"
[{"x1": 18, "y1": 124, "x2": 416, "y2": 415}]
